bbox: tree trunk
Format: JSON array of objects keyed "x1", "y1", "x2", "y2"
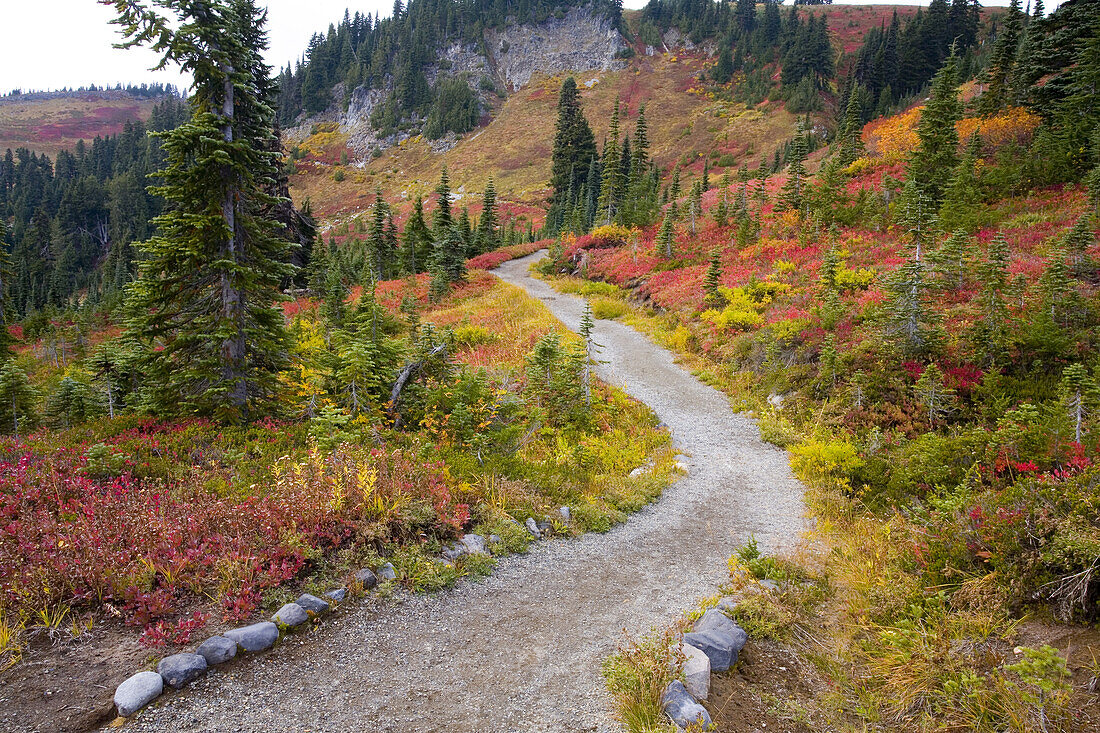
[{"x1": 219, "y1": 64, "x2": 249, "y2": 412}]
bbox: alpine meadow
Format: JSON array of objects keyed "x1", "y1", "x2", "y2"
[{"x1": 1, "y1": 0, "x2": 1100, "y2": 731}]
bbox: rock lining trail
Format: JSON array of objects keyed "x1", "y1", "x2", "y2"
[{"x1": 126, "y1": 252, "x2": 805, "y2": 733}]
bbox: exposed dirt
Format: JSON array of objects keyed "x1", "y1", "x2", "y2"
[{"x1": 704, "y1": 641, "x2": 830, "y2": 733}]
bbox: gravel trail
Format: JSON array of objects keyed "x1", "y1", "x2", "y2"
[{"x1": 125, "y1": 252, "x2": 805, "y2": 733}]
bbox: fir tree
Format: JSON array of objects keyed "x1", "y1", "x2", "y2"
[
  {"x1": 549, "y1": 77, "x2": 597, "y2": 220},
  {"x1": 930, "y1": 229, "x2": 972, "y2": 292},
  {"x1": 778, "y1": 122, "x2": 808, "y2": 212},
  {"x1": 979, "y1": 0, "x2": 1024, "y2": 114},
  {"x1": 0, "y1": 360, "x2": 37, "y2": 439},
  {"x1": 938, "y1": 133, "x2": 984, "y2": 232},
  {"x1": 1061, "y1": 363, "x2": 1098, "y2": 444},
  {"x1": 656, "y1": 211, "x2": 676, "y2": 258},
  {"x1": 909, "y1": 51, "x2": 961, "y2": 207},
  {"x1": 402, "y1": 195, "x2": 432, "y2": 274},
  {"x1": 597, "y1": 99, "x2": 624, "y2": 225},
  {"x1": 476, "y1": 177, "x2": 499, "y2": 254},
  {"x1": 111, "y1": 0, "x2": 296, "y2": 421},
  {"x1": 703, "y1": 248, "x2": 723, "y2": 309},
  {"x1": 433, "y1": 167, "x2": 453, "y2": 236},
  {"x1": 837, "y1": 84, "x2": 866, "y2": 166}
]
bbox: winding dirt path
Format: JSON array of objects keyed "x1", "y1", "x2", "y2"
[{"x1": 125, "y1": 252, "x2": 805, "y2": 733}]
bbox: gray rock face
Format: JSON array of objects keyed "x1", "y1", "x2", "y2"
[
  {"x1": 354, "y1": 568, "x2": 378, "y2": 589},
  {"x1": 759, "y1": 578, "x2": 780, "y2": 592},
  {"x1": 296, "y1": 593, "x2": 331, "y2": 616},
  {"x1": 679, "y1": 642, "x2": 711, "y2": 701},
  {"x1": 114, "y1": 670, "x2": 163, "y2": 717},
  {"x1": 377, "y1": 563, "x2": 397, "y2": 581},
  {"x1": 196, "y1": 635, "x2": 237, "y2": 666},
  {"x1": 661, "y1": 680, "x2": 711, "y2": 730},
  {"x1": 272, "y1": 602, "x2": 309, "y2": 628},
  {"x1": 716, "y1": 596, "x2": 738, "y2": 614},
  {"x1": 524, "y1": 517, "x2": 541, "y2": 539},
  {"x1": 224, "y1": 622, "x2": 279, "y2": 652},
  {"x1": 488, "y1": 534, "x2": 503, "y2": 546},
  {"x1": 695, "y1": 609, "x2": 748, "y2": 652},
  {"x1": 459, "y1": 533, "x2": 489, "y2": 555},
  {"x1": 558, "y1": 506, "x2": 571, "y2": 522},
  {"x1": 325, "y1": 588, "x2": 347, "y2": 602},
  {"x1": 157, "y1": 653, "x2": 208, "y2": 690}
]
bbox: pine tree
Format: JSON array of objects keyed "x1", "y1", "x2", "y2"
[
  {"x1": 938, "y1": 133, "x2": 984, "y2": 232},
  {"x1": 111, "y1": 0, "x2": 296, "y2": 421},
  {"x1": 979, "y1": 0, "x2": 1024, "y2": 115},
  {"x1": 909, "y1": 51, "x2": 961, "y2": 207},
  {"x1": 1065, "y1": 215, "x2": 1097, "y2": 279},
  {"x1": 703, "y1": 248, "x2": 723, "y2": 309},
  {"x1": 433, "y1": 166, "x2": 453, "y2": 236},
  {"x1": 428, "y1": 225, "x2": 466, "y2": 299},
  {"x1": 0, "y1": 360, "x2": 37, "y2": 439},
  {"x1": 974, "y1": 233, "x2": 1012, "y2": 365},
  {"x1": 476, "y1": 177, "x2": 499, "y2": 254},
  {"x1": 597, "y1": 99, "x2": 624, "y2": 225},
  {"x1": 656, "y1": 211, "x2": 676, "y2": 258},
  {"x1": 402, "y1": 195, "x2": 432, "y2": 274},
  {"x1": 930, "y1": 229, "x2": 972, "y2": 292},
  {"x1": 837, "y1": 84, "x2": 866, "y2": 166},
  {"x1": 1061, "y1": 363, "x2": 1098, "y2": 444},
  {"x1": 550, "y1": 77, "x2": 596, "y2": 218},
  {"x1": 914, "y1": 363, "x2": 955, "y2": 425},
  {"x1": 778, "y1": 122, "x2": 808, "y2": 212}
]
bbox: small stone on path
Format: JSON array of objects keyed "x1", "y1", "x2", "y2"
[{"x1": 524, "y1": 517, "x2": 541, "y2": 538}]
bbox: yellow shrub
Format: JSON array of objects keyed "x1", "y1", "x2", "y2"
[
  {"x1": 835, "y1": 265, "x2": 876, "y2": 291},
  {"x1": 789, "y1": 439, "x2": 863, "y2": 481}
]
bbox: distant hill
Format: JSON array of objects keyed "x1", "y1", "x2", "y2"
[{"x1": 0, "y1": 89, "x2": 177, "y2": 157}]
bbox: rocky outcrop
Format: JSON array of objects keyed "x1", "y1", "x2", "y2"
[
  {"x1": 327, "y1": 5, "x2": 625, "y2": 157},
  {"x1": 485, "y1": 6, "x2": 625, "y2": 91}
]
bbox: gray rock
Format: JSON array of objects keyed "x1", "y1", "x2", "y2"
[
  {"x1": 296, "y1": 593, "x2": 331, "y2": 616},
  {"x1": 272, "y1": 602, "x2": 309, "y2": 628},
  {"x1": 114, "y1": 670, "x2": 163, "y2": 717},
  {"x1": 661, "y1": 680, "x2": 711, "y2": 730},
  {"x1": 628, "y1": 465, "x2": 649, "y2": 478},
  {"x1": 224, "y1": 621, "x2": 279, "y2": 652},
  {"x1": 196, "y1": 635, "x2": 237, "y2": 666},
  {"x1": 377, "y1": 562, "x2": 397, "y2": 581},
  {"x1": 760, "y1": 578, "x2": 780, "y2": 592},
  {"x1": 682, "y1": 629, "x2": 734, "y2": 672},
  {"x1": 488, "y1": 534, "x2": 503, "y2": 546},
  {"x1": 536, "y1": 520, "x2": 553, "y2": 534},
  {"x1": 695, "y1": 609, "x2": 748, "y2": 651},
  {"x1": 716, "y1": 596, "x2": 738, "y2": 615},
  {"x1": 679, "y1": 642, "x2": 711, "y2": 701},
  {"x1": 458, "y1": 533, "x2": 488, "y2": 555},
  {"x1": 442, "y1": 543, "x2": 467, "y2": 562},
  {"x1": 524, "y1": 517, "x2": 541, "y2": 538},
  {"x1": 559, "y1": 506, "x2": 571, "y2": 522},
  {"x1": 157, "y1": 652, "x2": 208, "y2": 690},
  {"x1": 354, "y1": 568, "x2": 378, "y2": 589},
  {"x1": 324, "y1": 588, "x2": 347, "y2": 602}
]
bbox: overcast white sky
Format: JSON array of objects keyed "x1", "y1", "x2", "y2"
[{"x1": 0, "y1": 0, "x2": 1058, "y2": 94}]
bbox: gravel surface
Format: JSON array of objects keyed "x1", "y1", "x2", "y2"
[{"x1": 123, "y1": 252, "x2": 805, "y2": 733}]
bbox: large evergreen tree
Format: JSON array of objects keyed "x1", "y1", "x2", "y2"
[
  {"x1": 908, "y1": 51, "x2": 961, "y2": 207},
  {"x1": 549, "y1": 77, "x2": 597, "y2": 228},
  {"x1": 107, "y1": 0, "x2": 295, "y2": 421}
]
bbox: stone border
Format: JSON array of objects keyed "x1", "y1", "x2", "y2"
[
  {"x1": 661, "y1": 598, "x2": 749, "y2": 731},
  {"x1": 112, "y1": 516, "x2": 571, "y2": 721}
]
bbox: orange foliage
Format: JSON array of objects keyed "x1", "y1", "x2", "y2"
[
  {"x1": 956, "y1": 107, "x2": 1041, "y2": 150},
  {"x1": 863, "y1": 107, "x2": 921, "y2": 162}
]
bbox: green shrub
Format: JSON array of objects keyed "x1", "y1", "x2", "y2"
[{"x1": 591, "y1": 297, "x2": 628, "y2": 320}]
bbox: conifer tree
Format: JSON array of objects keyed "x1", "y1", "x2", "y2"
[
  {"x1": 930, "y1": 229, "x2": 972, "y2": 292},
  {"x1": 938, "y1": 133, "x2": 984, "y2": 232},
  {"x1": 477, "y1": 177, "x2": 499, "y2": 254},
  {"x1": 597, "y1": 99, "x2": 624, "y2": 225},
  {"x1": 703, "y1": 248, "x2": 723, "y2": 309},
  {"x1": 974, "y1": 233, "x2": 1012, "y2": 364},
  {"x1": 550, "y1": 77, "x2": 597, "y2": 222},
  {"x1": 979, "y1": 0, "x2": 1024, "y2": 114},
  {"x1": 779, "y1": 122, "x2": 808, "y2": 212},
  {"x1": 433, "y1": 167, "x2": 453, "y2": 236},
  {"x1": 0, "y1": 360, "x2": 37, "y2": 439},
  {"x1": 402, "y1": 194, "x2": 432, "y2": 274},
  {"x1": 914, "y1": 363, "x2": 954, "y2": 425},
  {"x1": 1065, "y1": 215, "x2": 1097, "y2": 279},
  {"x1": 1061, "y1": 363, "x2": 1098, "y2": 444},
  {"x1": 109, "y1": 0, "x2": 295, "y2": 421},
  {"x1": 909, "y1": 51, "x2": 961, "y2": 207},
  {"x1": 428, "y1": 225, "x2": 466, "y2": 300},
  {"x1": 656, "y1": 211, "x2": 675, "y2": 258},
  {"x1": 837, "y1": 84, "x2": 866, "y2": 166}
]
